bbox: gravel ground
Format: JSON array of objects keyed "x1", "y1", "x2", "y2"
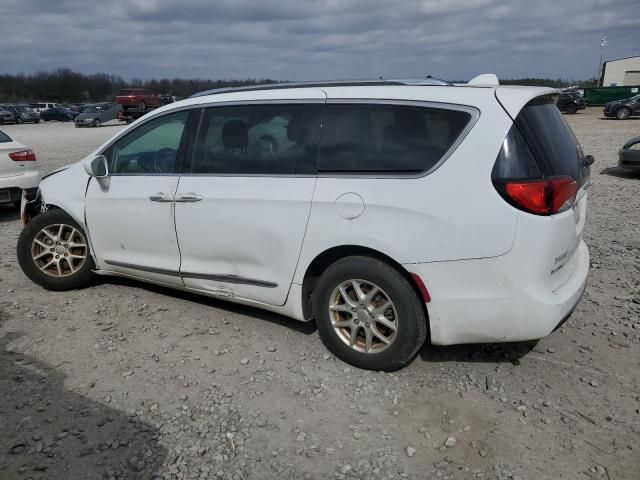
[{"x1": 0, "y1": 109, "x2": 639, "y2": 480}]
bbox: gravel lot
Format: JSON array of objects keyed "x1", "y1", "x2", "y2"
[{"x1": 1, "y1": 109, "x2": 639, "y2": 480}]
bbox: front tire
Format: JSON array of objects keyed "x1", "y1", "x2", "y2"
[
  {"x1": 313, "y1": 256, "x2": 427, "y2": 371},
  {"x1": 17, "y1": 210, "x2": 95, "y2": 291},
  {"x1": 93, "y1": 118, "x2": 100, "y2": 128},
  {"x1": 17, "y1": 117, "x2": 24, "y2": 124},
  {"x1": 564, "y1": 103, "x2": 577, "y2": 114},
  {"x1": 616, "y1": 107, "x2": 631, "y2": 120}
]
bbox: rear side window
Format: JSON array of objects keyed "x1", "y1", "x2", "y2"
[
  {"x1": 512, "y1": 97, "x2": 587, "y2": 181},
  {"x1": 191, "y1": 104, "x2": 322, "y2": 175},
  {"x1": 0, "y1": 130, "x2": 11, "y2": 143},
  {"x1": 318, "y1": 104, "x2": 471, "y2": 174}
]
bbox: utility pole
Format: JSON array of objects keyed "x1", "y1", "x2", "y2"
[{"x1": 597, "y1": 35, "x2": 607, "y2": 86}]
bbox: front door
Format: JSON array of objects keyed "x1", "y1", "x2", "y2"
[
  {"x1": 175, "y1": 100, "x2": 324, "y2": 305},
  {"x1": 85, "y1": 110, "x2": 192, "y2": 286}
]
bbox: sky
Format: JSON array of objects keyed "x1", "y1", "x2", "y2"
[{"x1": 1, "y1": 0, "x2": 638, "y2": 82}]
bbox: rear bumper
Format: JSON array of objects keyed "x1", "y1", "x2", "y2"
[
  {"x1": 406, "y1": 240, "x2": 589, "y2": 345},
  {"x1": 0, "y1": 170, "x2": 41, "y2": 203}
]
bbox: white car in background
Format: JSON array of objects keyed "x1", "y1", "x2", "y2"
[
  {"x1": 0, "y1": 129, "x2": 40, "y2": 208},
  {"x1": 16, "y1": 77, "x2": 591, "y2": 370}
]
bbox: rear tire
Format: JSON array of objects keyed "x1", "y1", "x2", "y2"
[
  {"x1": 313, "y1": 256, "x2": 427, "y2": 371},
  {"x1": 616, "y1": 107, "x2": 631, "y2": 120},
  {"x1": 93, "y1": 119, "x2": 100, "y2": 128},
  {"x1": 17, "y1": 117, "x2": 24, "y2": 124},
  {"x1": 564, "y1": 103, "x2": 577, "y2": 114},
  {"x1": 17, "y1": 209, "x2": 95, "y2": 291}
]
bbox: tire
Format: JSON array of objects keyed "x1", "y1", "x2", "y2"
[
  {"x1": 313, "y1": 256, "x2": 427, "y2": 371},
  {"x1": 34, "y1": 119, "x2": 40, "y2": 124},
  {"x1": 93, "y1": 118, "x2": 100, "y2": 128},
  {"x1": 616, "y1": 107, "x2": 631, "y2": 120},
  {"x1": 17, "y1": 209, "x2": 95, "y2": 291},
  {"x1": 16, "y1": 117, "x2": 24, "y2": 124},
  {"x1": 564, "y1": 103, "x2": 577, "y2": 114}
]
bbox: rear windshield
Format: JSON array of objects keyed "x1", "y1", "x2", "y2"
[
  {"x1": 514, "y1": 97, "x2": 587, "y2": 181},
  {"x1": 119, "y1": 89, "x2": 134, "y2": 95},
  {"x1": 0, "y1": 130, "x2": 11, "y2": 142}
]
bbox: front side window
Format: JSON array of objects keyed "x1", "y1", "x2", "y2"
[
  {"x1": 191, "y1": 104, "x2": 322, "y2": 175},
  {"x1": 103, "y1": 110, "x2": 189, "y2": 174},
  {"x1": 318, "y1": 104, "x2": 471, "y2": 174}
]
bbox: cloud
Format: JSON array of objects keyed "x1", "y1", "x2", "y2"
[{"x1": 0, "y1": 0, "x2": 637, "y2": 81}]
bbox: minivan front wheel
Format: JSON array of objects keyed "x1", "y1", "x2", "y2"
[
  {"x1": 313, "y1": 256, "x2": 427, "y2": 371},
  {"x1": 17, "y1": 210, "x2": 95, "y2": 291}
]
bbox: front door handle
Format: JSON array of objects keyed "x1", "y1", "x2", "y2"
[
  {"x1": 174, "y1": 193, "x2": 203, "y2": 202},
  {"x1": 149, "y1": 193, "x2": 175, "y2": 202}
]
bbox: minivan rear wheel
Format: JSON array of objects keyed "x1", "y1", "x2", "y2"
[
  {"x1": 17, "y1": 209, "x2": 95, "y2": 291},
  {"x1": 313, "y1": 256, "x2": 427, "y2": 371}
]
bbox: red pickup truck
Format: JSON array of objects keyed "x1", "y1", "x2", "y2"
[{"x1": 116, "y1": 88, "x2": 161, "y2": 111}]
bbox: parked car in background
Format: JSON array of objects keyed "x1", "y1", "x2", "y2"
[
  {"x1": 0, "y1": 107, "x2": 14, "y2": 124},
  {"x1": 2, "y1": 104, "x2": 41, "y2": 124},
  {"x1": 16, "y1": 78, "x2": 591, "y2": 370},
  {"x1": 30, "y1": 102, "x2": 63, "y2": 113},
  {"x1": 75, "y1": 103, "x2": 123, "y2": 127},
  {"x1": 116, "y1": 88, "x2": 161, "y2": 111},
  {"x1": 0, "y1": 129, "x2": 40, "y2": 208},
  {"x1": 557, "y1": 90, "x2": 586, "y2": 114},
  {"x1": 618, "y1": 136, "x2": 640, "y2": 172},
  {"x1": 40, "y1": 107, "x2": 78, "y2": 122},
  {"x1": 603, "y1": 94, "x2": 640, "y2": 120}
]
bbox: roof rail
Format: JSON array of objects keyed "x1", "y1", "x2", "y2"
[{"x1": 189, "y1": 77, "x2": 452, "y2": 98}]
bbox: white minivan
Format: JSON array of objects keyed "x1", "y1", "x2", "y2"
[{"x1": 17, "y1": 77, "x2": 591, "y2": 370}]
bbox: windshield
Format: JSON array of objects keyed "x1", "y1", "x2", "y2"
[
  {"x1": 82, "y1": 105, "x2": 102, "y2": 113},
  {"x1": 15, "y1": 106, "x2": 30, "y2": 112}
]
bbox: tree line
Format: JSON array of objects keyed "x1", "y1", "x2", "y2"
[
  {"x1": 0, "y1": 68, "x2": 277, "y2": 103},
  {"x1": 0, "y1": 68, "x2": 598, "y2": 104}
]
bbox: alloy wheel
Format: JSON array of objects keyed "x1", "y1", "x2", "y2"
[
  {"x1": 31, "y1": 223, "x2": 88, "y2": 277},
  {"x1": 328, "y1": 279, "x2": 398, "y2": 353}
]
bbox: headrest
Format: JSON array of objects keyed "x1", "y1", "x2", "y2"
[{"x1": 222, "y1": 119, "x2": 248, "y2": 149}]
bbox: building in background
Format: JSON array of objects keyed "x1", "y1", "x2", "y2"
[{"x1": 600, "y1": 56, "x2": 640, "y2": 86}]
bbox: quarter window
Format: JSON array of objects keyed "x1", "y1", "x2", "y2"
[
  {"x1": 318, "y1": 104, "x2": 471, "y2": 173},
  {"x1": 103, "y1": 110, "x2": 189, "y2": 174},
  {"x1": 191, "y1": 104, "x2": 322, "y2": 175}
]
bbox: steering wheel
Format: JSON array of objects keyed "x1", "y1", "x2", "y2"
[{"x1": 153, "y1": 147, "x2": 177, "y2": 173}]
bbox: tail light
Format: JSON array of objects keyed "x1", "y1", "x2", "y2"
[
  {"x1": 501, "y1": 176, "x2": 577, "y2": 215},
  {"x1": 9, "y1": 149, "x2": 37, "y2": 161}
]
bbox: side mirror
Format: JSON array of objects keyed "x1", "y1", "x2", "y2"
[{"x1": 84, "y1": 155, "x2": 109, "y2": 178}]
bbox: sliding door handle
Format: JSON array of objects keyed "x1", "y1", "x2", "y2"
[
  {"x1": 149, "y1": 193, "x2": 175, "y2": 202},
  {"x1": 174, "y1": 193, "x2": 203, "y2": 202}
]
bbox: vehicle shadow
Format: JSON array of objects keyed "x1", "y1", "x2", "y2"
[
  {"x1": 98, "y1": 276, "x2": 318, "y2": 336},
  {"x1": 598, "y1": 116, "x2": 640, "y2": 121},
  {"x1": 418, "y1": 340, "x2": 537, "y2": 364},
  {"x1": 0, "y1": 308, "x2": 168, "y2": 479},
  {"x1": 600, "y1": 166, "x2": 640, "y2": 179}
]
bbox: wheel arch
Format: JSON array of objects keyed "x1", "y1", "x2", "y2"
[{"x1": 300, "y1": 245, "x2": 430, "y2": 323}]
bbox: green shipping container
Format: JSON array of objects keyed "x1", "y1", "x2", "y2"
[{"x1": 584, "y1": 86, "x2": 640, "y2": 105}]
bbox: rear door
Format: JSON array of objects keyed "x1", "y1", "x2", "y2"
[
  {"x1": 498, "y1": 95, "x2": 589, "y2": 288},
  {"x1": 174, "y1": 99, "x2": 324, "y2": 305}
]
